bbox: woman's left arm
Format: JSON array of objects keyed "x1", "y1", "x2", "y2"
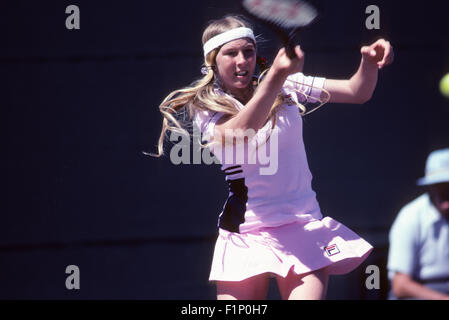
[{"x1": 323, "y1": 38, "x2": 394, "y2": 104}]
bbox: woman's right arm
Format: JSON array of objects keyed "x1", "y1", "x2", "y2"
[{"x1": 214, "y1": 46, "x2": 305, "y2": 139}]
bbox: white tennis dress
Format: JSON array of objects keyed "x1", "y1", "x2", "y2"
[{"x1": 194, "y1": 72, "x2": 373, "y2": 281}]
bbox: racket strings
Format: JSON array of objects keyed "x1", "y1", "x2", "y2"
[{"x1": 243, "y1": 0, "x2": 317, "y2": 28}]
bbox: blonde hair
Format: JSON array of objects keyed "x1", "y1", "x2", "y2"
[{"x1": 151, "y1": 15, "x2": 320, "y2": 157}]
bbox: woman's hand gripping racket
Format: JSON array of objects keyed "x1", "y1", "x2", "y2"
[
  {"x1": 241, "y1": 0, "x2": 318, "y2": 59},
  {"x1": 243, "y1": 0, "x2": 330, "y2": 116}
]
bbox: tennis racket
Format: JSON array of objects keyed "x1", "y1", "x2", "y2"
[{"x1": 241, "y1": 0, "x2": 318, "y2": 59}]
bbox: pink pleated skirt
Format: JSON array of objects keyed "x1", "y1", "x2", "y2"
[{"x1": 209, "y1": 217, "x2": 373, "y2": 282}]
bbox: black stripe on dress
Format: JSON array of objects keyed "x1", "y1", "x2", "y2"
[{"x1": 218, "y1": 177, "x2": 248, "y2": 233}]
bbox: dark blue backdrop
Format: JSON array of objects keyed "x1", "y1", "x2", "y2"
[{"x1": 1, "y1": 0, "x2": 449, "y2": 299}]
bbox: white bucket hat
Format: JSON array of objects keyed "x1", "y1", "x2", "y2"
[{"x1": 417, "y1": 148, "x2": 449, "y2": 186}]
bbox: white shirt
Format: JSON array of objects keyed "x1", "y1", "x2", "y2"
[
  {"x1": 194, "y1": 73, "x2": 326, "y2": 233},
  {"x1": 387, "y1": 193, "x2": 449, "y2": 282}
]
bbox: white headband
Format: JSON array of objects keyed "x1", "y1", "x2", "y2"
[{"x1": 203, "y1": 27, "x2": 256, "y2": 57}]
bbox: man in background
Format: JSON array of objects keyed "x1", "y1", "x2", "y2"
[{"x1": 387, "y1": 148, "x2": 449, "y2": 300}]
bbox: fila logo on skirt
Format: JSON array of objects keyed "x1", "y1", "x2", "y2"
[{"x1": 324, "y1": 244, "x2": 340, "y2": 256}]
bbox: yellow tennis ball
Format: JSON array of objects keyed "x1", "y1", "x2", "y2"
[{"x1": 440, "y1": 73, "x2": 449, "y2": 98}]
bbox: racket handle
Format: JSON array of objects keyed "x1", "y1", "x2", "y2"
[
  {"x1": 285, "y1": 43, "x2": 297, "y2": 59},
  {"x1": 283, "y1": 33, "x2": 297, "y2": 59}
]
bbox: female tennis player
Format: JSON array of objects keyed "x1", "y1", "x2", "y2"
[{"x1": 154, "y1": 15, "x2": 393, "y2": 300}]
